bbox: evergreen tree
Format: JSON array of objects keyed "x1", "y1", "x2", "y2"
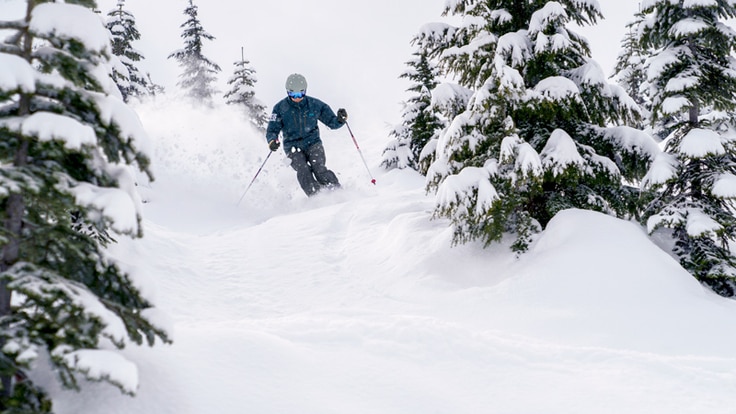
[
  {"x1": 105, "y1": 0, "x2": 149, "y2": 102},
  {"x1": 383, "y1": 48, "x2": 444, "y2": 172},
  {"x1": 168, "y1": 0, "x2": 221, "y2": 103},
  {"x1": 0, "y1": 1, "x2": 170, "y2": 411},
  {"x1": 639, "y1": 0, "x2": 736, "y2": 296},
  {"x1": 423, "y1": 0, "x2": 657, "y2": 251},
  {"x1": 224, "y1": 47, "x2": 267, "y2": 131},
  {"x1": 613, "y1": 11, "x2": 650, "y2": 130}
]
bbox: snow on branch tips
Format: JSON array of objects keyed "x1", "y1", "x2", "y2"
[
  {"x1": 681, "y1": 0, "x2": 722, "y2": 8},
  {"x1": 71, "y1": 182, "x2": 139, "y2": 234},
  {"x1": 712, "y1": 173, "x2": 736, "y2": 199},
  {"x1": 496, "y1": 32, "x2": 532, "y2": 68},
  {"x1": 671, "y1": 18, "x2": 709, "y2": 38},
  {"x1": 534, "y1": 31, "x2": 573, "y2": 55},
  {"x1": 431, "y1": 82, "x2": 473, "y2": 111},
  {"x1": 0, "y1": 53, "x2": 35, "y2": 93},
  {"x1": 436, "y1": 162, "x2": 499, "y2": 216},
  {"x1": 529, "y1": 76, "x2": 581, "y2": 102},
  {"x1": 515, "y1": 142, "x2": 544, "y2": 177},
  {"x1": 601, "y1": 126, "x2": 661, "y2": 159},
  {"x1": 500, "y1": 134, "x2": 522, "y2": 162},
  {"x1": 642, "y1": 152, "x2": 678, "y2": 187},
  {"x1": 501, "y1": 135, "x2": 543, "y2": 178},
  {"x1": 685, "y1": 208, "x2": 723, "y2": 237},
  {"x1": 30, "y1": 3, "x2": 111, "y2": 54},
  {"x1": 646, "y1": 48, "x2": 682, "y2": 82},
  {"x1": 415, "y1": 22, "x2": 456, "y2": 46},
  {"x1": 540, "y1": 129, "x2": 585, "y2": 176},
  {"x1": 529, "y1": 2, "x2": 568, "y2": 35},
  {"x1": 678, "y1": 128, "x2": 726, "y2": 158},
  {"x1": 490, "y1": 9, "x2": 513, "y2": 24},
  {"x1": 20, "y1": 112, "x2": 96, "y2": 150},
  {"x1": 570, "y1": 61, "x2": 607, "y2": 89},
  {"x1": 661, "y1": 96, "x2": 692, "y2": 115},
  {"x1": 664, "y1": 75, "x2": 699, "y2": 93}
]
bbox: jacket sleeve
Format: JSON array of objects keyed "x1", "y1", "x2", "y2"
[
  {"x1": 317, "y1": 100, "x2": 345, "y2": 130},
  {"x1": 265, "y1": 104, "x2": 282, "y2": 143}
]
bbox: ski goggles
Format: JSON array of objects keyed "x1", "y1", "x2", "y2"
[{"x1": 287, "y1": 90, "x2": 306, "y2": 99}]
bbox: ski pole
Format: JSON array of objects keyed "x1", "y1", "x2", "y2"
[
  {"x1": 237, "y1": 150, "x2": 273, "y2": 206},
  {"x1": 345, "y1": 121, "x2": 376, "y2": 185}
]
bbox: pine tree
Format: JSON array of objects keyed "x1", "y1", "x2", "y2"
[
  {"x1": 224, "y1": 47, "x2": 267, "y2": 131},
  {"x1": 0, "y1": 2, "x2": 170, "y2": 411},
  {"x1": 383, "y1": 48, "x2": 444, "y2": 172},
  {"x1": 168, "y1": 0, "x2": 221, "y2": 103},
  {"x1": 105, "y1": 0, "x2": 149, "y2": 102},
  {"x1": 423, "y1": 0, "x2": 657, "y2": 251},
  {"x1": 613, "y1": 11, "x2": 650, "y2": 130},
  {"x1": 639, "y1": 0, "x2": 736, "y2": 296}
]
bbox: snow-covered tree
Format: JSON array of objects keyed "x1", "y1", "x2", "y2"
[
  {"x1": 105, "y1": 0, "x2": 149, "y2": 102},
  {"x1": 383, "y1": 48, "x2": 445, "y2": 172},
  {"x1": 168, "y1": 0, "x2": 221, "y2": 103},
  {"x1": 0, "y1": 2, "x2": 170, "y2": 411},
  {"x1": 224, "y1": 47, "x2": 267, "y2": 131},
  {"x1": 639, "y1": 0, "x2": 736, "y2": 296},
  {"x1": 423, "y1": 0, "x2": 658, "y2": 251},
  {"x1": 613, "y1": 11, "x2": 651, "y2": 130}
]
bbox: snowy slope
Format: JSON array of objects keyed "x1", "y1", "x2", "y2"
[{"x1": 46, "y1": 99, "x2": 736, "y2": 414}]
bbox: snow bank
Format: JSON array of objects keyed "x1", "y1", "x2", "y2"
[{"x1": 505, "y1": 209, "x2": 736, "y2": 355}]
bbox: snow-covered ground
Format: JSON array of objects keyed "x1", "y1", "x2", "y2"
[{"x1": 47, "y1": 98, "x2": 736, "y2": 414}]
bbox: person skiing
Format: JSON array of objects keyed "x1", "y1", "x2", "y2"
[{"x1": 266, "y1": 73, "x2": 348, "y2": 196}]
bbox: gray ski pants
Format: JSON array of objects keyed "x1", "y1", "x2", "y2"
[{"x1": 288, "y1": 142, "x2": 340, "y2": 196}]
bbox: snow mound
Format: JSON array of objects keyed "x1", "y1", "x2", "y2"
[{"x1": 501, "y1": 209, "x2": 736, "y2": 355}]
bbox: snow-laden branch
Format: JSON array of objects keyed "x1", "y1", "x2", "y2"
[{"x1": 30, "y1": 3, "x2": 111, "y2": 54}]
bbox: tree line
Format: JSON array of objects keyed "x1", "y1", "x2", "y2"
[{"x1": 110, "y1": 0, "x2": 267, "y2": 129}]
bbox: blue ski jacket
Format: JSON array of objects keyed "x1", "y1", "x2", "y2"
[{"x1": 266, "y1": 96, "x2": 345, "y2": 153}]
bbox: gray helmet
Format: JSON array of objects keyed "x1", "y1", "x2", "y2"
[{"x1": 285, "y1": 73, "x2": 308, "y2": 93}]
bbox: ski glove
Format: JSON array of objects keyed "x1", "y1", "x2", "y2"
[
  {"x1": 337, "y1": 108, "x2": 348, "y2": 123},
  {"x1": 268, "y1": 139, "x2": 280, "y2": 152}
]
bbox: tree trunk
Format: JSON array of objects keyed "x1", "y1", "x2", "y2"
[
  {"x1": 0, "y1": 1, "x2": 33, "y2": 407},
  {"x1": 0, "y1": 111, "x2": 30, "y2": 412},
  {"x1": 689, "y1": 100, "x2": 699, "y2": 126}
]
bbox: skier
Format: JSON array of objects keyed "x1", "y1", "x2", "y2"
[{"x1": 266, "y1": 73, "x2": 348, "y2": 196}]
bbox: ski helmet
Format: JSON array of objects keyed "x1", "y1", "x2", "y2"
[{"x1": 285, "y1": 73, "x2": 308, "y2": 93}]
